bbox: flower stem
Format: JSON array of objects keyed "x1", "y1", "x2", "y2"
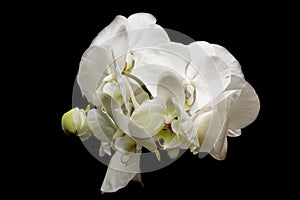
[{"x1": 122, "y1": 72, "x2": 153, "y2": 100}]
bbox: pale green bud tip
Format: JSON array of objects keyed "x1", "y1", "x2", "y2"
[
  {"x1": 62, "y1": 107, "x2": 92, "y2": 140},
  {"x1": 61, "y1": 108, "x2": 77, "y2": 136}
]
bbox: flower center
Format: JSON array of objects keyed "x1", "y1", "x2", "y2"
[{"x1": 123, "y1": 52, "x2": 135, "y2": 73}]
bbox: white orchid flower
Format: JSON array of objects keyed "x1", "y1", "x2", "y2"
[
  {"x1": 188, "y1": 42, "x2": 260, "y2": 160},
  {"x1": 131, "y1": 41, "x2": 259, "y2": 159},
  {"x1": 87, "y1": 86, "x2": 158, "y2": 192},
  {"x1": 129, "y1": 66, "x2": 200, "y2": 154},
  {"x1": 155, "y1": 71, "x2": 199, "y2": 151},
  {"x1": 93, "y1": 90, "x2": 163, "y2": 193},
  {"x1": 99, "y1": 91, "x2": 162, "y2": 158},
  {"x1": 77, "y1": 13, "x2": 170, "y2": 106},
  {"x1": 61, "y1": 12, "x2": 260, "y2": 193},
  {"x1": 132, "y1": 42, "x2": 198, "y2": 111},
  {"x1": 90, "y1": 65, "x2": 200, "y2": 192},
  {"x1": 73, "y1": 13, "x2": 172, "y2": 193}
]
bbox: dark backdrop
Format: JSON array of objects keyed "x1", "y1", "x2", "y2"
[{"x1": 12, "y1": 2, "x2": 292, "y2": 199}]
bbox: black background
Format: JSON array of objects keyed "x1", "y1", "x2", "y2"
[{"x1": 9, "y1": 2, "x2": 294, "y2": 199}]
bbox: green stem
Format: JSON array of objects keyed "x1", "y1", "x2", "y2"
[
  {"x1": 84, "y1": 104, "x2": 90, "y2": 114},
  {"x1": 122, "y1": 72, "x2": 153, "y2": 100}
]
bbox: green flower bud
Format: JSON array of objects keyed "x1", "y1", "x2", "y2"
[
  {"x1": 61, "y1": 106, "x2": 91, "y2": 140},
  {"x1": 61, "y1": 109, "x2": 77, "y2": 135}
]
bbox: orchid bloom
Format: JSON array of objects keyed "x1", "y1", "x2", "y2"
[
  {"x1": 132, "y1": 41, "x2": 260, "y2": 159},
  {"x1": 61, "y1": 12, "x2": 260, "y2": 193},
  {"x1": 77, "y1": 13, "x2": 169, "y2": 106},
  {"x1": 77, "y1": 13, "x2": 173, "y2": 192}
]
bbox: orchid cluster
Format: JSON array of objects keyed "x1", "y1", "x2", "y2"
[{"x1": 61, "y1": 13, "x2": 260, "y2": 193}]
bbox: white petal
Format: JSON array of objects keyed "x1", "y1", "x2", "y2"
[
  {"x1": 165, "y1": 97, "x2": 181, "y2": 115},
  {"x1": 98, "y1": 92, "x2": 121, "y2": 119},
  {"x1": 192, "y1": 110, "x2": 212, "y2": 143},
  {"x1": 110, "y1": 53, "x2": 129, "y2": 110},
  {"x1": 109, "y1": 32, "x2": 129, "y2": 73},
  {"x1": 77, "y1": 46, "x2": 109, "y2": 105},
  {"x1": 209, "y1": 114, "x2": 230, "y2": 160},
  {"x1": 114, "y1": 135, "x2": 136, "y2": 153},
  {"x1": 128, "y1": 13, "x2": 156, "y2": 29},
  {"x1": 170, "y1": 119, "x2": 181, "y2": 136},
  {"x1": 196, "y1": 41, "x2": 244, "y2": 78},
  {"x1": 208, "y1": 56, "x2": 232, "y2": 89},
  {"x1": 189, "y1": 42, "x2": 229, "y2": 98},
  {"x1": 167, "y1": 148, "x2": 180, "y2": 159},
  {"x1": 91, "y1": 15, "x2": 130, "y2": 73},
  {"x1": 157, "y1": 71, "x2": 185, "y2": 106},
  {"x1": 101, "y1": 167, "x2": 136, "y2": 193},
  {"x1": 159, "y1": 111, "x2": 198, "y2": 149},
  {"x1": 198, "y1": 90, "x2": 240, "y2": 153},
  {"x1": 188, "y1": 76, "x2": 211, "y2": 114},
  {"x1": 91, "y1": 15, "x2": 129, "y2": 73},
  {"x1": 102, "y1": 82, "x2": 119, "y2": 100},
  {"x1": 99, "y1": 142, "x2": 111, "y2": 157},
  {"x1": 101, "y1": 151, "x2": 140, "y2": 193},
  {"x1": 179, "y1": 41, "x2": 246, "y2": 115},
  {"x1": 134, "y1": 42, "x2": 191, "y2": 78},
  {"x1": 131, "y1": 98, "x2": 165, "y2": 136},
  {"x1": 113, "y1": 108, "x2": 159, "y2": 155},
  {"x1": 193, "y1": 41, "x2": 215, "y2": 55},
  {"x1": 180, "y1": 111, "x2": 199, "y2": 147},
  {"x1": 87, "y1": 109, "x2": 116, "y2": 143},
  {"x1": 212, "y1": 44, "x2": 244, "y2": 78},
  {"x1": 109, "y1": 151, "x2": 140, "y2": 173},
  {"x1": 210, "y1": 135, "x2": 228, "y2": 160},
  {"x1": 128, "y1": 27, "x2": 170, "y2": 49},
  {"x1": 227, "y1": 129, "x2": 241, "y2": 137},
  {"x1": 211, "y1": 89, "x2": 241, "y2": 108},
  {"x1": 159, "y1": 42, "x2": 191, "y2": 64},
  {"x1": 102, "y1": 93, "x2": 159, "y2": 156},
  {"x1": 91, "y1": 15, "x2": 128, "y2": 47},
  {"x1": 226, "y1": 75, "x2": 260, "y2": 130}
]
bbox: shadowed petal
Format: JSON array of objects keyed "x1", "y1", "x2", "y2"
[
  {"x1": 157, "y1": 71, "x2": 185, "y2": 106},
  {"x1": 226, "y1": 75, "x2": 260, "y2": 130},
  {"x1": 197, "y1": 90, "x2": 240, "y2": 153},
  {"x1": 227, "y1": 129, "x2": 241, "y2": 137},
  {"x1": 131, "y1": 98, "x2": 165, "y2": 135},
  {"x1": 101, "y1": 151, "x2": 140, "y2": 193},
  {"x1": 128, "y1": 13, "x2": 156, "y2": 29},
  {"x1": 87, "y1": 108, "x2": 116, "y2": 143},
  {"x1": 167, "y1": 148, "x2": 180, "y2": 159},
  {"x1": 77, "y1": 47, "x2": 108, "y2": 105}
]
